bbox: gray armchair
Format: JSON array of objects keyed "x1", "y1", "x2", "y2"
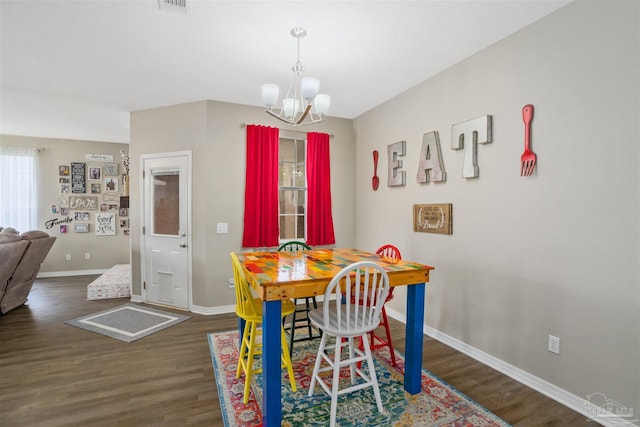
[
  {"x1": 0, "y1": 232, "x2": 30, "y2": 306},
  {"x1": 0, "y1": 229, "x2": 56, "y2": 314}
]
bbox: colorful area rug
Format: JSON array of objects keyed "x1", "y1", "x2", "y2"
[
  {"x1": 208, "y1": 331, "x2": 511, "y2": 427},
  {"x1": 66, "y1": 304, "x2": 190, "y2": 342}
]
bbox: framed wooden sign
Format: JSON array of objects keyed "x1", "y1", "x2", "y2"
[
  {"x1": 413, "y1": 203, "x2": 452, "y2": 234},
  {"x1": 71, "y1": 162, "x2": 86, "y2": 193},
  {"x1": 68, "y1": 196, "x2": 98, "y2": 210}
]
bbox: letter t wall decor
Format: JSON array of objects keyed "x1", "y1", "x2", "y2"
[{"x1": 451, "y1": 115, "x2": 492, "y2": 178}]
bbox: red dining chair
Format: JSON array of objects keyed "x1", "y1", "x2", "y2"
[{"x1": 354, "y1": 244, "x2": 400, "y2": 368}]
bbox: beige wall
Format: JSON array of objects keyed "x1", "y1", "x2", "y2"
[
  {"x1": 354, "y1": 0, "x2": 639, "y2": 414},
  {"x1": 0, "y1": 135, "x2": 130, "y2": 273},
  {"x1": 130, "y1": 100, "x2": 355, "y2": 310}
]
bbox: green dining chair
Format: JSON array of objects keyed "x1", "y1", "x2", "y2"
[{"x1": 277, "y1": 241, "x2": 322, "y2": 355}]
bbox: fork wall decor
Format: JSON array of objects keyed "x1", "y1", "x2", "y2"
[{"x1": 520, "y1": 104, "x2": 537, "y2": 176}]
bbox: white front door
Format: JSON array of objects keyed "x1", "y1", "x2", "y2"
[{"x1": 141, "y1": 152, "x2": 191, "y2": 310}]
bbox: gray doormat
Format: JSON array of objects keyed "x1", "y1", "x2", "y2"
[{"x1": 65, "y1": 304, "x2": 190, "y2": 342}]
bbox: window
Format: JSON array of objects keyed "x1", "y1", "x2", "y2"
[
  {"x1": 278, "y1": 135, "x2": 306, "y2": 242},
  {"x1": 242, "y1": 125, "x2": 333, "y2": 248},
  {"x1": 0, "y1": 146, "x2": 39, "y2": 232}
]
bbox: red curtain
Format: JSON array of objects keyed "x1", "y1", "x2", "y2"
[
  {"x1": 242, "y1": 125, "x2": 280, "y2": 248},
  {"x1": 306, "y1": 132, "x2": 335, "y2": 246}
]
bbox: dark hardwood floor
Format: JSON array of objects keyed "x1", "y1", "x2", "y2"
[{"x1": 0, "y1": 276, "x2": 590, "y2": 426}]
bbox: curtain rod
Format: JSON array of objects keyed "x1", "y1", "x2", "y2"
[{"x1": 240, "y1": 123, "x2": 334, "y2": 138}]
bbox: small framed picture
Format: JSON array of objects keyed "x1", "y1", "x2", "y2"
[
  {"x1": 59, "y1": 165, "x2": 70, "y2": 176},
  {"x1": 95, "y1": 212, "x2": 116, "y2": 236},
  {"x1": 104, "y1": 163, "x2": 119, "y2": 176},
  {"x1": 74, "y1": 211, "x2": 90, "y2": 221},
  {"x1": 100, "y1": 203, "x2": 108, "y2": 212},
  {"x1": 105, "y1": 177, "x2": 118, "y2": 192},
  {"x1": 60, "y1": 184, "x2": 70, "y2": 193},
  {"x1": 91, "y1": 183, "x2": 101, "y2": 194},
  {"x1": 60, "y1": 207, "x2": 69, "y2": 216},
  {"x1": 60, "y1": 224, "x2": 67, "y2": 234},
  {"x1": 119, "y1": 218, "x2": 129, "y2": 228},
  {"x1": 123, "y1": 229, "x2": 130, "y2": 236},
  {"x1": 51, "y1": 205, "x2": 59, "y2": 214},
  {"x1": 89, "y1": 166, "x2": 101, "y2": 180},
  {"x1": 59, "y1": 177, "x2": 69, "y2": 184},
  {"x1": 74, "y1": 223, "x2": 89, "y2": 233},
  {"x1": 119, "y1": 207, "x2": 128, "y2": 217},
  {"x1": 108, "y1": 203, "x2": 119, "y2": 211}
]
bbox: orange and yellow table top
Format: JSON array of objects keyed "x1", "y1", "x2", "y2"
[{"x1": 237, "y1": 248, "x2": 434, "y2": 301}]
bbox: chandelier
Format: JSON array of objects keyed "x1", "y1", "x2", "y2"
[{"x1": 261, "y1": 27, "x2": 330, "y2": 126}]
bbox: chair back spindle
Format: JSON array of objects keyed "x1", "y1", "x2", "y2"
[{"x1": 277, "y1": 241, "x2": 311, "y2": 253}]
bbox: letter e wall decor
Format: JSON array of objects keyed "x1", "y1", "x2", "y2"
[{"x1": 387, "y1": 141, "x2": 406, "y2": 187}]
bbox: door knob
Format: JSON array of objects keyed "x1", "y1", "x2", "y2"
[{"x1": 179, "y1": 243, "x2": 187, "y2": 248}]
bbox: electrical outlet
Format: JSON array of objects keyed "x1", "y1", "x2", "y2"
[
  {"x1": 217, "y1": 223, "x2": 229, "y2": 234},
  {"x1": 548, "y1": 335, "x2": 560, "y2": 354},
  {"x1": 85, "y1": 252, "x2": 91, "y2": 260},
  {"x1": 65, "y1": 253, "x2": 72, "y2": 261},
  {"x1": 228, "y1": 278, "x2": 235, "y2": 288}
]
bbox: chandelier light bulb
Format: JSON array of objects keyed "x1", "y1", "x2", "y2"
[
  {"x1": 301, "y1": 76, "x2": 320, "y2": 101},
  {"x1": 261, "y1": 84, "x2": 280, "y2": 108},
  {"x1": 283, "y1": 98, "x2": 299, "y2": 119},
  {"x1": 314, "y1": 94, "x2": 330, "y2": 116}
]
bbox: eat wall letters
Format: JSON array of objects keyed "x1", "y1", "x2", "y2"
[{"x1": 384, "y1": 113, "x2": 492, "y2": 186}]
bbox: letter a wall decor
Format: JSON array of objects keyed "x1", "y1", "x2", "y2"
[
  {"x1": 416, "y1": 131, "x2": 446, "y2": 183},
  {"x1": 451, "y1": 115, "x2": 492, "y2": 178}
]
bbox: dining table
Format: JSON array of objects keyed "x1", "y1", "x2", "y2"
[{"x1": 235, "y1": 247, "x2": 434, "y2": 427}]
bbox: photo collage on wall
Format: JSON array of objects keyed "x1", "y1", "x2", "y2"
[{"x1": 54, "y1": 153, "x2": 129, "y2": 236}]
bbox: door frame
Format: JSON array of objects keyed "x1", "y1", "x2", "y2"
[{"x1": 139, "y1": 150, "x2": 193, "y2": 311}]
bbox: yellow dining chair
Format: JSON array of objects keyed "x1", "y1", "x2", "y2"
[
  {"x1": 230, "y1": 252, "x2": 297, "y2": 404},
  {"x1": 277, "y1": 241, "x2": 322, "y2": 355}
]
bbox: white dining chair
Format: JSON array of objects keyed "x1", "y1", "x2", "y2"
[{"x1": 307, "y1": 261, "x2": 390, "y2": 427}]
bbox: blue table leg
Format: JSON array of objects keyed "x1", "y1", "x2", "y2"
[
  {"x1": 404, "y1": 282, "x2": 425, "y2": 394},
  {"x1": 263, "y1": 299, "x2": 282, "y2": 427}
]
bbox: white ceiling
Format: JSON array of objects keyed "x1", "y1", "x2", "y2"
[{"x1": 0, "y1": 0, "x2": 572, "y2": 144}]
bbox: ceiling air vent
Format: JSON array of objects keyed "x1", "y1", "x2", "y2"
[{"x1": 158, "y1": 0, "x2": 189, "y2": 14}]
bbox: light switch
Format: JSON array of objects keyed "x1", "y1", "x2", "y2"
[{"x1": 216, "y1": 223, "x2": 229, "y2": 234}]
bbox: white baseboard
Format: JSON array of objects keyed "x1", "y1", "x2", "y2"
[
  {"x1": 38, "y1": 269, "x2": 108, "y2": 278},
  {"x1": 384, "y1": 307, "x2": 638, "y2": 427},
  {"x1": 191, "y1": 304, "x2": 235, "y2": 316}
]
